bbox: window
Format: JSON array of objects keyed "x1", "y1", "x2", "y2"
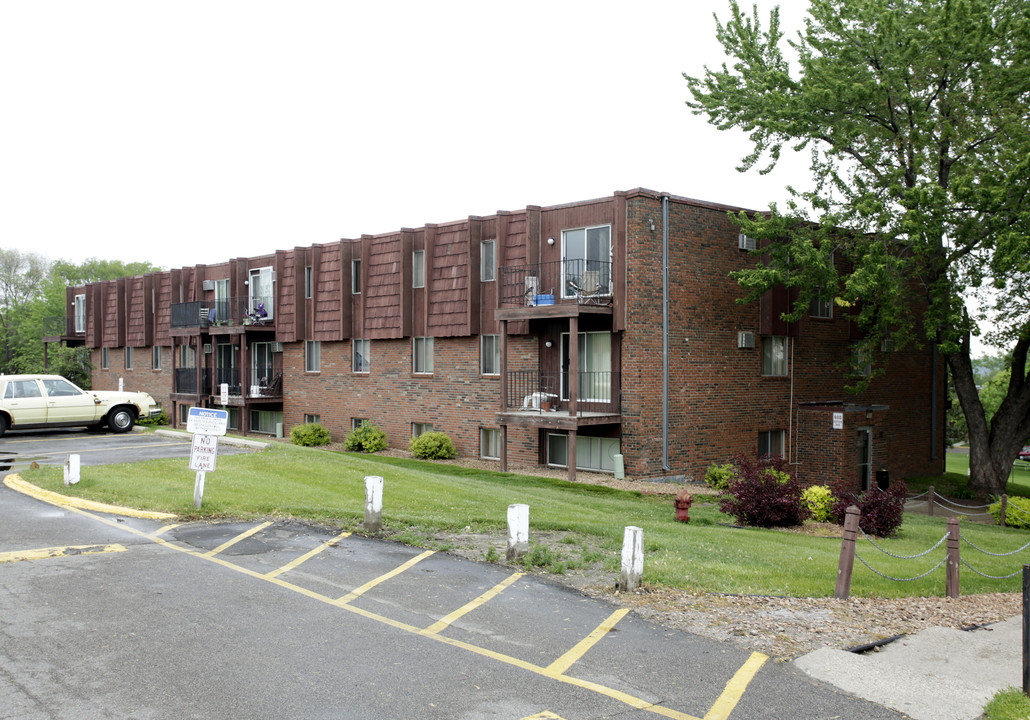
[
  {"x1": 758, "y1": 430, "x2": 785, "y2": 459},
  {"x1": 857, "y1": 427, "x2": 872, "y2": 491},
  {"x1": 5, "y1": 379, "x2": 41, "y2": 399},
  {"x1": 305, "y1": 266, "x2": 313, "y2": 299},
  {"x1": 226, "y1": 407, "x2": 240, "y2": 430},
  {"x1": 562, "y1": 225, "x2": 611, "y2": 298},
  {"x1": 180, "y1": 344, "x2": 195, "y2": 368},
  {"x1": 353, "y1": 339, "x2": 370, "y2": 373},
  {"x1": 214, "y1": 278, "x2": 230, "y2": 322},
  {"x1": 809, "y1": 296, "x2": 833, "y2": 319},
  {"x1": 761, "y1": 336, "x2": 787, "y2": 376},
  {"x1": 73, "y1": 294, "x2": 86, "y2": 333},
  {"x1": 546, "y1": 433, "x2": 620, "y2": 471},
  {"x1": 251, "y1": 342, "x2": 275, "y2": 386},
  {"x1": 250, "y1": 409, "x2": 283, "y2": 435},
  {"x1": 352, "y1": 418, "x2": 366, "y2": 431},
  {"x1": 305, "y1": 341, "x2": 320, "y2": 373},
  {"x1": 179, "y1": 404, "x2": 191, "y2": 424},
  {"x1": 101, "y1": 348, "x2": 109, "y2": 369},
  {"x1": 480, "y1": 240, "x2": 496, "y2": 282},
  {"x1": 125, "y1": 347, "x2": 133, "y2": 370},
  {"x1": 560, "y1": 332, "x2": 612, "y2": 401},
  {"x1": 480, "y1": 428, "x2": 501, "y2": 459},
  {"x1": 153, "y1": 346, "x2": 162, "y2": 370},
  {"x1": 481, "y1": 335, "x2": 500, "y2": 375},
  {"x1": 413, "y1": 337, "x2": 434, "y2": 374},
  {"x1": 413, "y1": 250, "x2": 425, "y2": 288},
  {"x1": 851, "y1": 345, "x2": 871, "y2": 377},
  {"x1": 248, "y1": 266, "x2": 274, "y2": 320},
  {"x1": 304, "y1": 414, "x2": 321, "y2": 425},
  {"x1": 412, "y1": 422, "x2": 433, "y2": 437},
  {"x1": 352, "y1": 259, "x2": 362, "y2": 294}
]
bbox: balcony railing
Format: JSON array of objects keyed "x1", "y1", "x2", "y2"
[
  {"x1": 42, "y1": 315, "x2": 81, "y2": 337},
  {"x1": 170, "y1": 296, "x2": 274, "y2": 329},
  {"x1": 500, "y1": 259, "x2": 612, "y2": 307},
  {"x1": 506, "y1": 370, "x2": 620, "y2": 415},
  {"x1": 173, "y1": 367, "x2": 212, "y2": 395}
]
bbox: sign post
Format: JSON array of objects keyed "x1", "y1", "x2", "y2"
[{"x1": 186, "y1": 408, "x2": 228, "y2": 508}]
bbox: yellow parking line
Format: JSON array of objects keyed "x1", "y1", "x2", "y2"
[
  {"x1": 545, "y1": 608, "x2": 629, "y2": 676},
  {"x1": 0, "y1": 543, "x2": 126, "y2": 563},
  {"x1": 335, "y1": 550, "x2": 435, "y2": 605},
  {"x1": 150, "y1": 524, "x2": 181, "y2": 538},
  {"x1": 703, "y1": 652, "x2": 768, "y2": 720},
  {"x1": 3, "y1": 474, "x2": 177, "y2": 520},
  {"x1": 421, "y1": 571, "x2": 524, "y2": 635},
  {"x1": 264, "y1": 529, "x2": 351, "y2": 578},
  {"x1": 202, "y1": 521, "x2": 273, "y2": 558}
]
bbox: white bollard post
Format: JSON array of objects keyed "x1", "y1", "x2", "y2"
[
  {"x1": 364, "y1": 475, "x2": 384, "y2": 533},
  {"x1": 613, "y1": 454, "x2": 625, "y2": 480},
  {"x1": 63, "y1": 454, "x2": 81, "y2": 486},
  {"x1": 193, "y1": 470, "x2": 205, "y2": 509},
  {"x1": 620, "y1": 526, "x2": 644, "y2": 591},
  {"x1": 507, "y1": 503, "x2": 530, "y2": 561}
]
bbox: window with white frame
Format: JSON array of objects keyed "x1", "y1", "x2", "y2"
[
  {"x1": 480, "y1": 240, "x2": 496, "y2": 282},
  {"x1": 304, "y1": 414, "x2": 321, "y2": 425},
  {"x1": 179, "y1": 404, "x2": 191, "y2": 424},
  {"x1": 412, "y1": 422, "x2": 433, "y2": 437},
  {"x1": 250, "y1": 409, "x2": 283, "y2": 434},
  {"x1": 809, "y1": 295, "x2": 833, "y2": 319},
  {"x1": 560, "y1": 331, "x2": 612, "y2": 401},
  {"x1": 481, "y1": 335, "x2": 500, "y2": 375},
  {"x1": 248, "y1": 266, "x2": 274, "y2": 320},
  {"x1": 761, "y1": 336, "x2": 788, "y2": 376},
  {"x1": 758, "y1": 430, "x2": 785, "y2": 459},
  {"x1": 124, "y1": 347, "x2": 133, "y2": 370},
  {"x1": 353, "y1": 339, "x2": 370, "y2": 373},
  {"x1": 73, "y1": 294, "x2": 86, "y2": 333},
  {"x1": 101, "y1": 348, "x2": 109, "y2": 369},
  {"x1": 352, "y1": 418, "x2": 366, "y2": 431},
  {"x1": 180, "y1": 343, "x2": 195, "y2": 368},
  {"x1": 153, "y1": 346, "x2": 162, "y2": 370},
  {"x1": 480, "y1": 428, "x2": 500, "y2": 459},
  {"x1": 562, "y1": 225, "x2": 611, "y2": 298},
  {"x1": 352, "y1": 259, "x2": 362, "y2": 294},
  {"x1": 413, "y1": 250, "x2": 425, "y2": 288},
  {"x1": 304, "y1": 266, "x2": 313, "y2": 299},
  {"x1": 546, "y1": 433, "x2": 620, "y2": 471},
  {"x1": 413, "y1": 337, "x2": 434, "y2": 374},
  {"x1": 214, "y1": 278, "x2": 230, "y2": 322},
  {"x1": 305, "y1": 340, "x2": 321, "y2": 373}
]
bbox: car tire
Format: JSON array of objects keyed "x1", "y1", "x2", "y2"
[
  {"x1": 0, "y1": 415, "x2": 7, "y2": 438},
  {"x1": 107, "y1": 407, "x2": 136, "y2": 433}
]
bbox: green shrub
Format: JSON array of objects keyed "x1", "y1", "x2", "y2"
[
  {"x1": 344, "y1": 422, "x2": 388, "y2": 453},
  {"x1": 409, "y1": 431, "x2": 457, "y2": 460},
  {"x1": 704, "y1": 462, "x2": 737, "y2": 491},
  {"x1": 137, "y1": 410, "x2": 168, "y2": 427},
  {"x1": 290, "y1": 423, "x2": 331, "y2": 447},
  {"x1": 802, "y1": 485, "x2": 835, "y2": 522},
  {"x1": 990, "y1": 496, "x2": 1030, "y2": 529}
]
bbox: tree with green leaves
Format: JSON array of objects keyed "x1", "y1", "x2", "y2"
[{"x1": 685, "y1": 0, "x2": 1030, "y2": 495}]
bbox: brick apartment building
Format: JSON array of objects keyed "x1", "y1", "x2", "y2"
[{"x1": 46, "y1": 188, "x2": 947, "y2": 486}]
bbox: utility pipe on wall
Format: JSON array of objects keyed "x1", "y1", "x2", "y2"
[{"x1": 662, "y1": 196, "x2": 670, "y2": 472}]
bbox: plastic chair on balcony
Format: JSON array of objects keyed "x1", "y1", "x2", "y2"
[{"x1": 568, "y1": 269, "x2": 606, "y2": 305}]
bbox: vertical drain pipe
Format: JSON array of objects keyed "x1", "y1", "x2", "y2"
[{"x1": 662, "y1": 195, "x2": 671, "y2": 472}]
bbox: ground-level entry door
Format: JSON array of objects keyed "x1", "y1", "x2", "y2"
[{"x1": 857, "y1": 427, "x2": 872, "y2": 491}]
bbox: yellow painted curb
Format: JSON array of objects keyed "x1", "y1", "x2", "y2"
[{"x1": 3, "y1": 474, "x2": 177, "y2": 520}]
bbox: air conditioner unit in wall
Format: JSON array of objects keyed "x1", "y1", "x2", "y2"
[
  {"x1": 738, "y1": 234, "x2": 756, "y2": 251},
  {"x1": 203, "y1": 343, "x2": 213, "y2": 354},
  {"x1": 271, "y1": 342, "x2": 284, "y2": 353},
  {"x1": 202, "y1": 280, "x2": 215, "y2": 291},
  {"x1": 737, "y1": 331, "x2": 756, "y2": 349}
]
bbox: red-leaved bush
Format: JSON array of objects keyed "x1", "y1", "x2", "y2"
[
  {"x1": 830, "y1": 478, "x2": 907, "y2": 538},
  {"x1": 719, "y1": 453, "x2": 810, "y2": 528}
]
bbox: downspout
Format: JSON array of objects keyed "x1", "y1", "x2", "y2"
[{"x1": 662, "y1": 195, "x2": 671, "y2": 472}]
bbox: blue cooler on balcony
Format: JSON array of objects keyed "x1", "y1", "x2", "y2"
[{"x1": 534, "y1": 294, "x2": 554, "y2": 306}]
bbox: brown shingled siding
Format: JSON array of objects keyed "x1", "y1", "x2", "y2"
[
  {"x1": 366, "y1": 232, "x2": 403, "y2": 338},
  {"x1": 312, "y1": 246, "x2": 342, "y2": 341},
  {"x1": 154, "y1": 272, "x2": 172, "y2": 347},
  {"x1": 427, "y1": 224, "x2": 470, "y2": 337},
  {"x1": 126, "y1": 276, "x2": 147, "y2": 347}
]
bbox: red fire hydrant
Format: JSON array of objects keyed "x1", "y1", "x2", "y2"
[{"x1": 674, "y1": 491, "x2": 693, "y2": 523}]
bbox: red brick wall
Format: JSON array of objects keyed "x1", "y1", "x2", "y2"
[{"x1": 89, "y1": 346, "x2": 174, "y2": 417}]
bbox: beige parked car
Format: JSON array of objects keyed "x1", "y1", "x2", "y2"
[{"x1": 0, "y1": 374, "x2": 161, "y2": 437}]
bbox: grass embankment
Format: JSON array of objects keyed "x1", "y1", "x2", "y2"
[{"x1": 20, "y1": 442, "x2": 1030, "y2": 598}]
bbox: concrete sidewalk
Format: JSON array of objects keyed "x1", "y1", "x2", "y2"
[{"x1": 794, "y1": 615, "x2": 1022, "y2": 720}]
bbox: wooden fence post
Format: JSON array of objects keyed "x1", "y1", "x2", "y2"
[
  {"x1": 946, "y1": 517, "x2": 960, "y2": 599},
  {"x1": 928, "y1": 485, "x2": 936, "y2": 517},
  {"x1": 835, "y1": 505, "x2": 861, "y2": 600}
]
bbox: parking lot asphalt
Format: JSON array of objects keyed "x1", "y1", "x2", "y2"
[{"x1": 0, "y1": 460, "x2": 908, "y2": 719}]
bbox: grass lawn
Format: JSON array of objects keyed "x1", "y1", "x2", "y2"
[{"x1": 18, "y1": 441, "x2": 1030, "y2": 599}]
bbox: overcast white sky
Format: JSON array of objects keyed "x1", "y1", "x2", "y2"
[{"x1": 1, "y1": 0, "x2": 817, "y2": 270}]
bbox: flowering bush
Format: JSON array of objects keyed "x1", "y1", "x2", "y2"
[
  {"x1": 830, "y1": 479, "x2": 907, "y2": 537},
  {"x1": 410, "y1": 431, "x2": 457, "y2": 460},
  {"x1": 719, "y1": 453, "x2": 810, "y2": 528},
  {"x1": 802, "y1": 485, "x2": 835, "y2": 522}
]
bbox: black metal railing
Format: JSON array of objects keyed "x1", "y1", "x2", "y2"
[
  {"x1": 211, "y1": 368, "x2": 242, "y2": 397},
  {"x1": 171, "y1": 296, "x2": 275, "y2": 328},
  {"x1": 500, "y1": 259, "x2": 612, "y2": 307},
  {"x1": 505, "y1": 370, "x2": 620, "y2": 415},
  {"x1": 170, "y1": 302, "x2": 209, "y2": 329},
  {"x1": 173, "y1": 367, "x2": 212, "y2": 395}
]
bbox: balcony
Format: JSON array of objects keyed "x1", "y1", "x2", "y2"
[
  {"x1": 501, "y1": 370, "x2": 620, "y2": 429},
  {"x1": 170, "y1": 296, "x2": 274, "y2": 333},
  {"x1": 173, "y1": 367, "x2": 212, "y2": 396},
  {"x1": 500, "y1": 259, "x2": 612, "y2": 309},
  {"x1": 42, "y1": 315, "x2": 83, "y2": 340}
]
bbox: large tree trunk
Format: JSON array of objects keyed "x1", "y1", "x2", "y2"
[{"x1": 947, "y1": 336, "x2": 1030, "y2": 497}]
